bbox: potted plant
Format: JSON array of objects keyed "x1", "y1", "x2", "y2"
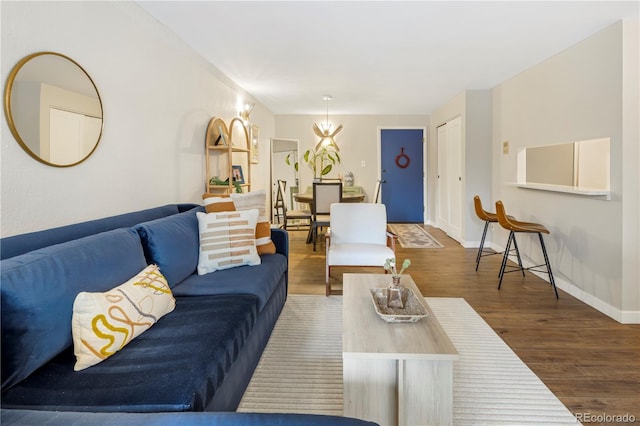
[
  {"x1": 384, "y1": 258, "x2": 411, "y2": 284},
  {"x1": 303, "y1": 146, "x2": 341, "y2": 180}
]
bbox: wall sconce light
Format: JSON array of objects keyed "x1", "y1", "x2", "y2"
[{"x1": 238, "y1": 100, "x2": 255, "y2": 124}]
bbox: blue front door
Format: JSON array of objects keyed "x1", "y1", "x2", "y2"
[{"x1": 380, "y1": 129, "x2": 424, "y2": 223}]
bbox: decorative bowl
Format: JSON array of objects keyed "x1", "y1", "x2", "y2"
[{"x1": 369, "y1": 287, "x2": 429, "y2": 323}]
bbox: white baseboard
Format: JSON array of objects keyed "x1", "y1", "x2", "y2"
[
  {"x1": 500, "y1": 251, "x2": 640, "y2": 324},
  {"x1": 440, "y1": 239, "x2": 639, "y2": 323}
]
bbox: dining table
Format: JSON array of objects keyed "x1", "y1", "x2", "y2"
[{"x1": 293, "y1": 192, "x2": 365, "y2": 205}]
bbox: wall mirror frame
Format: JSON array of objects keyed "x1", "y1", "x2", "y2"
[
  {"x1": 4, "y1": 51, "x2": 104, "y2": 167},
  {"x1": 271, "y1": 138, "x2": 300, "y2": 218}
]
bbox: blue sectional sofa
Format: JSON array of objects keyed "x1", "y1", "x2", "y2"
[
  {"x1": 0, "y1": 410, "x2": 376, "y2": 425},
  {"x1": 1, "y1": 204, "x2": 374, "y2": 425}
]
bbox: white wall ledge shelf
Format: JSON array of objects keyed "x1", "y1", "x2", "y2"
[{"x1": 514, "y1": 183, "x2": 611, "y2": 200}]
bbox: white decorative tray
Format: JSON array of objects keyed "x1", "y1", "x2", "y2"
[{"x1": 369, "y1": 287, "x2": 429, "y2": 323}]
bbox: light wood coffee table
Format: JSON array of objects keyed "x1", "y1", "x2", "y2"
[{"x1": 342, "y1": 273, "x2": 458, "y2": 426}]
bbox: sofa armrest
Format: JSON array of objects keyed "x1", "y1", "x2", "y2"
[{"x1": 270, "y1": 228, "x2": 289, "y2": 258}]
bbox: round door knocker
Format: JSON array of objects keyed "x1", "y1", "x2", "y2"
[{"x1": 395, "y1": 147, "x2": 410, "y2": 169}]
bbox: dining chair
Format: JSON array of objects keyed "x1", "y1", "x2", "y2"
[
  {"x1": 311, "y1": 182, "x2": 342, "y2": 251},
  {"x1": 325, "y1": 203, "x2": 397, "y2": 296},
  {"x1": 273, "y1": 180, "x2": 286, "y2": 224},
  {"x1": 289, "y1": 185, "x2": 300, "y2": 210},
  {"x1": 373, "y1": 179, "x2": 382, "y2": 203},
  {"x1": 283, "y1": 193, "x2": 311, "y2": 231},
  {"x1": 495, "y1": 201, "x2": 559, "y2": 298}
]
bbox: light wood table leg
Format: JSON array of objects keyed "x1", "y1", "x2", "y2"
[
  {"x1": 342, "y1": 274, "x2": 458, "y2": 426},
  {"x1": 399, "y1": 359, "x2": 453, "y2": 426},
  {"x1": 343, "y1": 358, "x2": 397, "y2": 425}
]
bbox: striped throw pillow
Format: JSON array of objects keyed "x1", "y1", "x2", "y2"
[
  {"x1": 202, "y1": 193, "x2": 235, "y2": 212},
  {"x1": 196, "y1": 209, "x2": 261, "y2": 274},
  {"x1": 230, "y1": 190, "x2": 276, "y2": 255}
]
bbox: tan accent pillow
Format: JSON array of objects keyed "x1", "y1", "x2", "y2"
[
  {"x1": 202, "y1": 193, "x2": 235, "y2": 212},
  {"x1": 196, "y1": 210, "x2": 261, "y2": 274},
  {"x1": 71, "y1": 265, "x2": 175, "y2": 371},
  {"x1": 230, "y1": 190, "x2": 276, "y2": 254}
]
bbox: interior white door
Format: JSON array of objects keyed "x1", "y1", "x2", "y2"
[
  {"x1": 447, "y1": 117, "x2": 462, "y2": 240},
  {"x1": 437, "y1": 124, "x2": 449, "y2": 232},
  {"x1": 436, "y1": 117, "x2": 462, "y2": 241},
  {"x1": 49, "y1": 108, "x2": 101, "y2": 164}
]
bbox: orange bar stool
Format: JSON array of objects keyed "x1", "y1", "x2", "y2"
[
  {"x1": 473, "y1": 195, "x2": 519, "y2": 271},
  {"x1": 495, "y1": 201, "x2": 559, "y2": 298}
]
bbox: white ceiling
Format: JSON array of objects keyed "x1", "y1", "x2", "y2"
[{"x1": 137, "y1": 1, "x2": 638, "y2": 115}]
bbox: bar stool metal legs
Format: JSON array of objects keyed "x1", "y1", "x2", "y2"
[
  {"x1": 538, "y1": 233, "x2": 559, "y2": 298},
  {"x1": 498, "y1": 231, "x2": 526, "y2": 283},
  {"x1": 495, "y1": 201, "x2": 559, "y2": 299},
  {"x1": 475, "y1": 220, "x2": 490, "y2": 270}
]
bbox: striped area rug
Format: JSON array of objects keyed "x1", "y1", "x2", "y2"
[{"x1": 238, "y1": 295, "x2": 579, "y2": 425}]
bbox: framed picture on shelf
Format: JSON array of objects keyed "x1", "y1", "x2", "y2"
[
  {"x1": 250, "y1": 124, "x2": 259, "y2": 164},
  {"x1": 217, "y1": 125, "x2": 228, "y2": 146},
  {"x1": 232, "y1": 165, "x2": 245, "y2": 184}
]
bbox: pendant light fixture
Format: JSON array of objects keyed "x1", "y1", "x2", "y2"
[{"x1": 312, "y1": 95, "x2": 343, "y2": 151}]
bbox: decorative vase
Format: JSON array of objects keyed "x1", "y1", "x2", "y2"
[{"x1": 387, "y1": 276, "x2": 405, "y2": 309}]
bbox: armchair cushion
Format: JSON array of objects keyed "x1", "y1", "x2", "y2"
[
  {"x1": 327, "y1": 243, "x2": 394, "y2": 267},
  {"x1": 329, "y1": 203, "x2": 389, "y2": 246}
]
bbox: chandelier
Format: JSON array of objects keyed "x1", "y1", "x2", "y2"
[{"x1": 312, "y1": 95, "x2": 343, "y2": 151}]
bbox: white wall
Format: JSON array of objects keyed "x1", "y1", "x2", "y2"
[
  {"x1": 275, "y1": 114, "x2": 429, "y2": 206},
  {"x1": 621, "y1": 16, "x2": 639, "y2": 317},
  {"x1": 1, "y1": 1, "x2": 275, "y2": 237},
  {"x1": 491, "y1": 21, "x2": 639, "y2": 322}
]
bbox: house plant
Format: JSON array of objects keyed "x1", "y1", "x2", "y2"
[
  {"x1": 302, "y1": 146, "x2": 341, "y2": 180},
  {"x1": 384, "y1": 257, "x2": 411, "y2": 281}
]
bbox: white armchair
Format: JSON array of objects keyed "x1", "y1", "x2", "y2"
[{"x1": 325, "y1": 203, "x2": 397, "y2": 296}]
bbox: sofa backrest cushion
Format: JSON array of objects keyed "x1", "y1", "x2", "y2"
[
  {"x1": 134, "y1": 208, "x2": 202, "y2": 287},
  {"x1": 1, "y1": 228, "x2": 148, "y2": 391},
  {"x1": 0, "y1": 204, "x2": 201, "y2": 260}
]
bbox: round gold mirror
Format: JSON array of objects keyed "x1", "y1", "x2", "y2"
[{"x1": 4, "y1": 52, "x2": 103, "y2": 167}]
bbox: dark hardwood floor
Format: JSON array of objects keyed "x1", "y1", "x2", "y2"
[{"x1": 285, "y1": 225, "x2": 640, "y2": 425}]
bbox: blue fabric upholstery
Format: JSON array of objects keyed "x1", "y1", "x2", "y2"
[
  {"x1": 270, "y1": 228, "x2": 288, "y2": 257},
  {"x1": 172, "y1": 254, "x2": 287, "y2": 311},
  {"x1": 1, "y1": 410, "x2": 379, "y2": 426},
  {"x1": 0, "y1": 228, "x2": 147, "y2": 392},
  {"x1": 134, "y1": 208, "x2": 203, "y2": 287},
  {"x1": 1, "y1": 295, "x2": 259, "y2": 413},
  {"x1": 0, "y1": 204, "x2": 290, "y2": 415},
  {"x1": 0, "y1": 204, "x2": 198, "y2": 260},
  {"x1": 204, "y1": 278, "x2": 287, "y2": 411}
]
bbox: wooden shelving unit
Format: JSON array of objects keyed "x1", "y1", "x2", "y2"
[{"x1": 205, "y1": 117, "x2": 251, "y2": 195}]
